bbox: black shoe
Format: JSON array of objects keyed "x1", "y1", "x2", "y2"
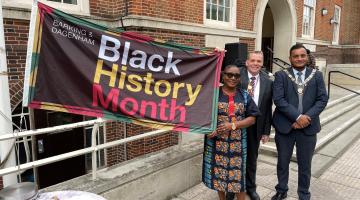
[
  {"x1": 247, "y1": 191, "x2": 260, "y2": 200},
  {"x1": 225, "y1": 192, "x2": 235, "y2": 200},
  {"x1": 271, "y1": 192, "x2": 287, "y2": 200}
]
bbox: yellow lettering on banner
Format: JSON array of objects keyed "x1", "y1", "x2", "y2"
[
  {"x1": 143, "y1": 73, "x2": 154, "y2": 95},
  {"x1": 118, "y1": 65, "x2": 127, "y2": 89},
  {"x1": 186, "y1": 84, "x2": 202, "y2": 106},
  {"x1": 93, "y1": 59, "x2": 118, "y2": 87},
  {"x1": 126, "y1": 74, "x2": 143, "y2": 92},
  {"x1": 172, "y1": 82, "x2": 185, "y2": 99},
  {"x1": 93, "y1": 59, "x2": 204, "y2": 106},
  {"x1": 154, "y1": 80, "x2": 171, "y2": 97}
]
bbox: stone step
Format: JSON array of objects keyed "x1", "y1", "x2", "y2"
[
  {"x1": 267, "y1": 95, "x2": 360, "y2": 142},
  {"x1": 325, "y1": 91, "x2": 360, "y2": 110},
  {"x1": 320, "y1": 95, "x2": 360, "y2": 119},
  {"x1": 260, "y1": 98, "x2": 360, "y2": 159}
]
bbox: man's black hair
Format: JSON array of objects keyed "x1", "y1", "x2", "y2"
[{"x1": 289, "y1": 43, "x2": 307, "y2": 56}]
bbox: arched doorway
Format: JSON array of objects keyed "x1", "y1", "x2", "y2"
[
  {"x1": 254, "y1": 0, "x2": 297, "y2": 72},
  {"x1": 262, "y1": 5, "x2": 274, "y2": 72}
]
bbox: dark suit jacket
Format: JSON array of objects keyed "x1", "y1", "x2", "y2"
[
  {"x1": 272, "y1": 67, "x2": 328, "y2": 135},
  {"x1": 239, "y1": 67, "x2": 273, "y2": 139}
]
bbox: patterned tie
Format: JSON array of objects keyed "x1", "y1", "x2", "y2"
[
  {"x1": 297, "y1": 71, "x2": 303, "y2": 84},
  {"x1": 248, "y1": 77, "x2": 256, "y2": 97},
  {"x1": 297, "y1": 71, "x2": 303, "y2": 112}
]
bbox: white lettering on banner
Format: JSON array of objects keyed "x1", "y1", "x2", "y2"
[
  {"x1": 52, "y1": 18, "x2": 94, "y2": 45},
  {"x1": 98, "y1": 35, "x2": 182, "y2": 76},
  {"x1": 98, "y1": 35, "x2": 121, "y2": 62}
]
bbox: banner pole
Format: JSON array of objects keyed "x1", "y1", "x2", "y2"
[{"x1": 23, "y1": 0, "x2": 38, "y2": 107}]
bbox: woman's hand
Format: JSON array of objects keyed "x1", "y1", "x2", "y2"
[
  {"x1": 216, "y1": 122, "x2": 232, "y2": 134},
  {"x1": 207, "y1": 130, "x2": 218, "y2": 138}
]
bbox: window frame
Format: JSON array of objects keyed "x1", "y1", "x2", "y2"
[
  {"x1": 2, "y1": 0, "x2": 90, "y2": 16},
  {"x1": 302, "y1": 0, "x2": 316, "y2": 38},
  {"x1": 332, "y1": 5, "x2": 341, "y2": 45},
  {"x1": 204, "y1": 0, "x2": 237, "y2": 29}
]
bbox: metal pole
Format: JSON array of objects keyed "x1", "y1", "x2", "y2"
[
  {"x1": 0, "y1": 0, "x2": 17, "y2": 186},
  {"x1": 91, "y1": 123, "x2": 99, "y2": 180},
  {"x1": 328, "y1": 71, "x2": 331, "y2": 97},
  {"x1": 29, "y1": 109, "x2": 39, "y2": 186}
]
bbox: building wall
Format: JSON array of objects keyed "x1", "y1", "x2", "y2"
[
  {"x1": 313, "y1": 0, "x2": 343, "y2": 41},
  {"x1": 342, "y1": 0, "x2": 360, "y2": 45},
  {"x1": 127, "y1": 0, "x2": 203, "y2": 24},
  {"x1": 90, "y1": 0, "x2": 126, "y2": 18},
  {"x1": 105, "y1": 121, "x2": 127, "y2": 166},
  {"x1": 1, "y1": 0, "x2": 360, "y2": 189},
  {"x1": 296, "y1": 0, "x2": 304, "y2": 37},
  {"x1": 315, "y1": 45, "x2": 343, "y2": 63},
  {"x1": 3, "y1": 18, "x2": 28, "y2": 110},
  {"x1": 237, "y1": 0, "x2": 256, "y2": 30}
]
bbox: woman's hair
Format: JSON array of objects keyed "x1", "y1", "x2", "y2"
[{"x1": 223, "y1": 64, "x2": 239, "y2": 72}]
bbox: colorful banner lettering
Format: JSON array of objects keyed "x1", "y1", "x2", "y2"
[{"x1": 23, "y1": 2, "x2": 224, "y2": 133}]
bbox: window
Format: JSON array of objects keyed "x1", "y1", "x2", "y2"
[
  {"x1": 205, "y1": 0, "x2": 236, "y2": 28},
  {"x1": 206, "y1": 0, "x2": 230, "y2": 22},
  {"x1": 47, "y1": 0, "x2": 77, "y2": 4},
  {"x1": 332, "y1": 5, "x2": 341, "y2": 44},
  {"x1": 302, "y1": 0, "x2": 316, "y2": 37},
  {"x1": 41, "y1": 0, "x2": 90, "y2": 15}
]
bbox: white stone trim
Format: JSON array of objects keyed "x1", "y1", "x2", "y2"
[
  {"x1": 2, "y1": 7, "x2": 256, "y2": 39},
  {"x1": 205, "y1": 35, "x2": 239, "y2": 48},
  {"x1": 328, "y1": 45, "x2": 360, "y2": 49},
  {"x1": 254, "y1": 0, "x2": 297, "y2": 50},
  {"x1": 331, "y1": 5, "x2": 341, "y2": 45},
  {"x1": 297, "y1": 37, "x2": 331, "y2": 46},
  {"x1": 2, "y1": 0, "x2": 90, "y2": 16},
  {"x1": 298, "y1": 37, "x2": 360, "y2": 48},
  {"x1": 2, "y1": 6, "x2": 31, "y2": 20},
  {"x1": 253, "y1": 0, "x2": 297, "y2": 62},
  {"x1": 122, "y1": 15, "x2": 256, "y2": 38}
]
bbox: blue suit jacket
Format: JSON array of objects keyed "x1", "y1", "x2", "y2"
[{"x1": 272, "y1": 67, "x2": 328, "y2": 135}]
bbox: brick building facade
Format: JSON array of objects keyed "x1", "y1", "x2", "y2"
[{"x1": 1, "y1": 0, "x2": 360, "y2": 189}]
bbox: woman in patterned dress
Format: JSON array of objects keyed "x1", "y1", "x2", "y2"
[{"x1": 202, "y1": 65, "x2": 260, "y2": 200}]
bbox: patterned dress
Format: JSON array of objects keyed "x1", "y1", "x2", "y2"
[{"x1": 202, "y1": 88, "x2": 260, "y2": 193}]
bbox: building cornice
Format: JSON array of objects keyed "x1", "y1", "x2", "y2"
[
  {"x1": 297, "y1": 37, "x2": 331, "y2": 46},
  {"x1": 328, "y1": 45, "x2": 360, "y2": 49},
  {"x1": 121, "y1": 15, "x2": 256, "y2": 38},
  {"x1": 3, "y1": 6, "x2": 256, "y2": 39},
  {"x1": 2, "y1": 6, "x2": 31, "y2": 20}
]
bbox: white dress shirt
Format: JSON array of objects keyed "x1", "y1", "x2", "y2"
[{"x1": 292, "y1": 68, "x2": 306, "y2": 83}]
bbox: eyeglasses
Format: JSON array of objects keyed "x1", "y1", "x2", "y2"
[{"x1": 223, "y1": 72, "x2": 241, "y2": 79}]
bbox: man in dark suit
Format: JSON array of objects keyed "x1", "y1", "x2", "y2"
[
  {"x1": 271, "y1": 44, "x2": 328, "y2": 200},
  {"x1": 226, "y1": 51, "x2": 273, "y2": 200}
]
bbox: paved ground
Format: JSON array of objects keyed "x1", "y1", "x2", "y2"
[
  {"x1": 172, "y1": 85, "x2": 360, "y2": 200},
  {"x1": 173, "y1": 137, "x2": 360, "y2": 200}
]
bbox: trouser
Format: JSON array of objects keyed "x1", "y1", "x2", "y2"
[
  {"x1": 246, "y1": 128, "x2": 261, "y2": 193},
  {"x1": 274, "y1": 130, "x2": 317, "y2": 200}
]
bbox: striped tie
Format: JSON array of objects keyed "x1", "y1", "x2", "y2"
[
  {"x1": 248, "y1": 77, "x2": 256, "y2": 97},
  {"x1": 297, "y1": 71, "x2": 303, "y2": 112}
]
